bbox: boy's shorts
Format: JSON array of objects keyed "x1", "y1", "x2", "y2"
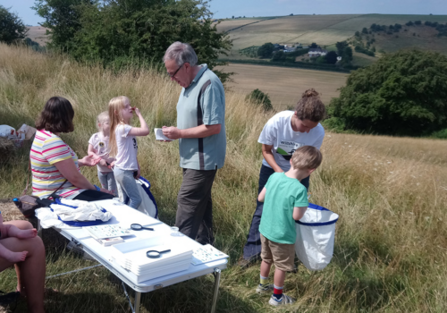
[{"x1": 260, "y1": 234, "x2": 295, "y2": 272}]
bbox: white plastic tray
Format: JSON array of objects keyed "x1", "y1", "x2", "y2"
[{"x1": 112, "y1": 236, "x2": 193, "y2": 276}]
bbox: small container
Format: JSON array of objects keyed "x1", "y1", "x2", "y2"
[{"x1": 170, "y1": 226, "x2": 183, "y2": 237}]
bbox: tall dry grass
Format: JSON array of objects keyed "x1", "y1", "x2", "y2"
[{"x1": 1, "y1": 43, "x2": 447, "y2": 312}]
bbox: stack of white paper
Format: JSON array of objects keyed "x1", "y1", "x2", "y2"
[{"x1": 112, "y1": 236, "x2": 193, "y2": 283}]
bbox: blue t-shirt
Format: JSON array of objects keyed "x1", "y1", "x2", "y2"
[
  {"x1": 259, "y1": 172, "x2": 309, "y2": 244},
  {"x1": 176, "y1": 64, "x2": 226, "y2": 170}
]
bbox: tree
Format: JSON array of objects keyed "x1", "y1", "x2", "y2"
[
  {"x1": 33, "y1": 0, "x2": 84, "y2": 53},
  {"x1": 310, "y1": 42, "x2": 318, "y2": 49},
  {"x1": 245, "y1": 89, "x2": 273, "y2": 111},
  {"x1": 0, "y1": 5, "x2": 27, "y2": 44},
  {"x1": 257, "y1": 42, "x2": 274, "y2": 58},
  {"x1": 362, "y1": 27, "x2": 368, "y2": 34},
  {"x1": 271, "y1": 50, "x2": 285, "y2": 61},
  {"x1": 336, "y1": 41, "x2": 348, "y2": 56},
  {"x1": 34, "y1": 0, "x2": 233, "y2": 82},
  {"x1": 339, "y1": 46, "x2": 353, "y2": 65},
  {"x1": 328, "y1": 50, "x2": 447, "y2": 136},
  {"x1": 325, "y1": 51, "x2": 338, "y2": 64}
]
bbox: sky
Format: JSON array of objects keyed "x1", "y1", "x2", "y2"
[{"x1": 2, "y1": 0, "x2": 447, "y2": 26}]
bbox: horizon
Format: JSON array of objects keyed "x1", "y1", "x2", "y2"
[{"x1": 3, "y1": 0, "x2": 447, "y2": 26}]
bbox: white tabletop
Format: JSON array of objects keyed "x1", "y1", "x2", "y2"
[{"x1": 52, "y1": 199, "x2": 228, "y2": 293}]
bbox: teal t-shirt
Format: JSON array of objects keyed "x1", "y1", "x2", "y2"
[
  {"x1": 177, "y1": 64, "x2": 226, "y2": 170},
  {"x1": 259, "y1": 172, "x2": 309, "y2": 244}
]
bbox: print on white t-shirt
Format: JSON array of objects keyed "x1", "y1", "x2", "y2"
[{"x1": 114, "y1": 124, "x2": 139, "y2": 171}]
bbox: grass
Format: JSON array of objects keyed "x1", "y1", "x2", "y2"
[
  {"x1": 1, "y1": 44, "x2": 447, "y2": 312},
  {"x1": 217, "y1": 63, "x2": 348, "y2": 110}
]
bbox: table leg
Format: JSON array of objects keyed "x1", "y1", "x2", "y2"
[
  {"x1": 122, "y1": 281, "x2": 141, "y2": 313},
  {"x1": 134, "y1": 292, "x2": 141, "y2": 313},
  {"x1": 37, "y1": 218, "x2": 43, "y2": 238},
  {"x1": 211, "y1": 268, "x2": 221, "y2": 313}
]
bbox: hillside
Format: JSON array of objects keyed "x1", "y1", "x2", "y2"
[
  {"x1": 217, "y1": 14, "x2": 447, "y2": 63},
  {"x1": 26, "y1": 26, "x2": 49, "y2": 46}
]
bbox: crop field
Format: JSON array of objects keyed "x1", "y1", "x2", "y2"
[
  {"x1": 218, "y1": 15, "x2": 362, "y2": 51},
  {"x1": 217, "y1": 63, "x2": 348, "y2": 110},
  {"x1": 1, "y1": 44, "x2": 447, "y2": 313},
  {"x1": 218, "y1": 13, "x2": 447, "y2": 59},
  {"x1": 214, "y1": 18, "x2": 265, "y2": 33}
]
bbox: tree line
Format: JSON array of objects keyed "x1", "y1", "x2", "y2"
[{"x1": 25, "y1": 0, "x2": 231, "y2": 82}]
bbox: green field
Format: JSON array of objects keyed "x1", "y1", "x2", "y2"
[
  {"x1": 217, "y1": 63, "x2": 347, "y2": 110},
  {"x1": 218, "y1": 14, "x2": 447, "y2": 60}
]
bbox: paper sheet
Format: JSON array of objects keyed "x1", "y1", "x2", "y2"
[
  {"x1": 191, "y1": 244, "x2": 228, "y2": 265},
  {"x1": 86, "y1": 225, "x2": 131, "y2": 239},
  {"x1": 154, "y1": 128, "x2": 174, "y2": 141}
]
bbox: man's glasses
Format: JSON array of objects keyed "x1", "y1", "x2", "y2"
[{"x1": 168, "y1": 63, "x2": 184, "y2": 78}]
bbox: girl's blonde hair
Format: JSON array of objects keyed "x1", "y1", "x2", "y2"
[
  {"x1": 96, "y1": 111, "x2": 109, "y2": 132},
  {"x1": 108, "y1": 96, "x2": 130, "y2": 157}
]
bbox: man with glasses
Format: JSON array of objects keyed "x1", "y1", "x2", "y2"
[{"x1": 162, "y1": 42, "x2": 226, "y2": 245}]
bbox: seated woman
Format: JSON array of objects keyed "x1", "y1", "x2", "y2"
[
  {"x1": 31, "y1": 96, "x2": 114, "y2": 201},
  {"x1": 0, "y1": 220, "x2": 45, "y2": 313}
]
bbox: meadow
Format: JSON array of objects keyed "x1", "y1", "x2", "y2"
[
  {"x1": 1, "y1": 44, "x2": 447, "y2": 312},
  {"x1": 216, "y1": 63, "x2": 348, "y2": 110}
]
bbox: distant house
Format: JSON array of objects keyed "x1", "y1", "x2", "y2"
[
  {"x1": 283, "y1": 45, "x2": 297, "y2": 53},
  {"x1": 308, "y1": 47, "x2": 327, "y2": 57}
]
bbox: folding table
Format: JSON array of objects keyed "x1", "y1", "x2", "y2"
[{"x1": 39, "y1": 199, "x2": 228, "y2": 313}]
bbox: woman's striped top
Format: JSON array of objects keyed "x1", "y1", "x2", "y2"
[{"x1": 30, "y1": 130, "x2": 85, "y2": 199}]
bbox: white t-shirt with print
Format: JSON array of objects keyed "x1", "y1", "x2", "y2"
[
  {"x1": 88, "y1": 132, "x2": 113, "y2": 173},
  {"x1": 114, "y1": 124, "x2": 138, "y2": 171},
  {"x1": 258, "y1": 110, "x2": 325, "y2": 172}
]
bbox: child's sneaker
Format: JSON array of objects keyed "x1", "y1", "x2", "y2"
[
  {"x1": 256, "y1": 284, "x2": 273, "y2": 294},
  {"x1": 268, "y1": 294, "x2": 296, "y2": 306}
]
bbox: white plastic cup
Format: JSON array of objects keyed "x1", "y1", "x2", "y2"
[{"x1": 170, "y1": 226, "x2": 183, "y2": 237}]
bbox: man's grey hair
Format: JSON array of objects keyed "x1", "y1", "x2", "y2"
[{"x1": 163, "y1": 41, "x2": 198, "y2": 67}]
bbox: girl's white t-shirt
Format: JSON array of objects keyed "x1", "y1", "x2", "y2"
[
  {"x1": 114, "y1": 124, "x2": 138, "y2": 171},
  {"x1": 258, "y1": 110, "x2": 325, "y2": 172},
  {"x1": 88, "y1": 132, "x2": 112, "y2": 173}
]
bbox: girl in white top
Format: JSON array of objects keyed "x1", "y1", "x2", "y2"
[
  {"x1": 109, "y1": 96, "x2": 149, "y2": 209},
  {"x1": 88, "y1": 112, "x2": 117, "y2": 195}
]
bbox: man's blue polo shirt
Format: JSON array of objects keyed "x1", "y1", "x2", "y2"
[{"x1": 176, "y1": 64, "x2": 226, "y2": 170}]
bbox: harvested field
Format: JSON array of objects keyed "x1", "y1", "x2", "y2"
[{"x1": 218, "y1": 63, "x2": 348, "y2": 110}]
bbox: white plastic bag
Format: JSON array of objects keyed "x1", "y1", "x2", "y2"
[
  {"x1": 135, "y1": 177, "x2": 158, "y2": 218},
  {"x1": 295, "y1": 203, "x2": 339, "y2": 271}
]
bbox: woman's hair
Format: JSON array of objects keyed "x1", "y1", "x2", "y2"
[
  {"x1": 108, "y1": 96, "x2": 130, "y2": 157},
  {"x1": 35, "y1": 96, "x2": 75, "y2": 133},
  {"x1": 163, "y1": 41, "x2": 198, "y2": 66},
  {"x1": 294, "y1": 88, "x2": 326, "y2": 122},
  {"x1": 96, "y1": 111, "x2": 109, "y2": 132}
]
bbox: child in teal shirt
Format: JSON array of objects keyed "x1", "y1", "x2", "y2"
[{"x1": 257, "y1": 145, "x2": 323, "y2": 306}]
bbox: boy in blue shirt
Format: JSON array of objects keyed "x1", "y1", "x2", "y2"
[{"x1": 256, "y1": 145, "x2": 323, "y2": 306}]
